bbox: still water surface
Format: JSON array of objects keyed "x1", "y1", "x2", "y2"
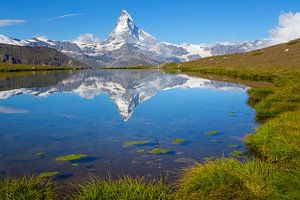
[{"x1": 0, "y1": 70, "x2": 257, "y2": 183}]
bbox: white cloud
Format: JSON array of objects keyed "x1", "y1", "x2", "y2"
[
  {"x1": 270, "y1": 12, "x2": 300, "y2": 43},
  {"x1": 73, "y1": 33, "x2": 101, "y2": 44},
  {"x1": 0, "y1": 19, "x2": 25, "y2": 27},
  {"x1": 48, "y1": 13, "x2": 83, "y2": 21}
]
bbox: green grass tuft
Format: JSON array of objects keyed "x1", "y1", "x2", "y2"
[
  {"x1": 246, "y1": 111, "x2": 300, "y2": 169},
  {"x1": 176, "y1": 158, "x2": 292, "y2": 199},
  {"x1": 0, "y1": 176, "x2": 55, "y2": 200},
  {"x1": 72, "y1": 176, "x2": 172, "y2": 200}
]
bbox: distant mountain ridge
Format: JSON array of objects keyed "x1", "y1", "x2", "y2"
[
  {"x1": 0, "y1": 43, "x2": 89, "y2": 68},
  {"x1": 0, "y1": 10, "x2": 273, "y2": 67}
]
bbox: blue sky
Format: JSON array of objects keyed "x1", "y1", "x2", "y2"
[{"x1": 0, "y1": 0, "x2": 299, "y2": 44}]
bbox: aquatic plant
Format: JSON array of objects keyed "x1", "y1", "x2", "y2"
[
  {"x1": 135, "y1": 149, "x2": 145, "y2": 153},
  {"x1": 55, "y1": 153, "x2": 88, "y2": 161},
  {"x1": 35, "y1": 152, "x2": 44, "y2": 157},
  {"x1": 72, "y1": 163, "x2": 80, "y2": 167},
  {"x1": 72, "y1": 176, "x2": 172, "y2": 200},
  {"x1": 171, "y1": 138, "x2": 185, "y2": 145},
  {"x1": 0, "y1": 176, "x2": 55, "y2": 200},
  {"x1": 148, "y1": 148, "x2": 170, "y2": 154},
  {"x1": 227, "y1": 144, "x2": 238, "y2": 149},
  {"x1": 228, "y1": 111, "x2": 237, "y2": 117},
  {"x1": 123, "y1": 140, "x2": 150, "y2": 146},
  {"x1": 38, "y1": 171, "x2": 59, "y2": 178},
  {"x1": 210, "y1": 139, "x2": 222, "y2": 143},
  {"x1": 204, "y1": 131, "x2": 219, "y2": 135}
]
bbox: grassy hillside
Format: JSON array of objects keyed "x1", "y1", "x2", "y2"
[
  {"x1": 164, "y1": 39, "x2": 300, "y2": 69},
  {"x1": 0, "y1": 43, "x2": 90, "y2": 70}
]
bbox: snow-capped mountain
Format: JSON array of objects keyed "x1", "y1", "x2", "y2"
[
  {"x1": 0, "y1": 70, "x2": 247, "y2": 121},
  {"x1": 0, "y1": 10, "x2": 271, "y2": 67}
]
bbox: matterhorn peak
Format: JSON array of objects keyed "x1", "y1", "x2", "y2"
[
  {"x1": 108, "y1": 10, "x2": 139, "y2": 41},
  {"x1": 120, "y1": 10, "x2": 133, "y2": 21}
]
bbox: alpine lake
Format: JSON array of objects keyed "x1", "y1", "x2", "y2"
[{"x1": 0, "y1": 69, "x2": 257, "y2": 184}]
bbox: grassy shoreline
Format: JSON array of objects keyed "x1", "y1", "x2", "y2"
[{"x1": 0, "y1": 63, "x2": 86, "y2": 72}]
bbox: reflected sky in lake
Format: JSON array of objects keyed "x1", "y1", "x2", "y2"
[{"x1": 0, "y1": 70, "x2": 256, "y2": 183}]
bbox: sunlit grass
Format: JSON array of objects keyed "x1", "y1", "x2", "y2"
[
  {"x1": 0, "y1": 176, "x2": 55, "y2": 200},
  {"x1": 176, "y1": 158, "x2": 293, "y2": 200},
  {"x1": 72, "y1": 176, "x2": 172, "y2": 200}
]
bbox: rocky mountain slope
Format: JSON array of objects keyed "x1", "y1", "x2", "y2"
[{"x1": 0, "y1": 43, "x2": 89, "y2": 68}]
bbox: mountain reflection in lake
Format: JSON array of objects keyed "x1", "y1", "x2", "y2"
[{"x1": 0, "y1": 70, "x2": 256, "y2": 183}]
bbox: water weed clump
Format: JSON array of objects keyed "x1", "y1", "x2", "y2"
[
  {"x1": 172, "y1": 138, "x2": 185, "y2": 145},
  {"x1": 227, "y1": 144, "x2": 238, "y2": 149},
  {"x1": 35, "y1": 152, "x2": 45, "y2": 158},
  {"x1": 55, "y1": 153, "x2": 88, "y2": 161},
  {"x1": 204, "y1": 131, "x2": 219, "y2": 135},
  {"x1": 148, "y1": 148, "x2": 170, "y2": 154},
  {"x1": 135, "y1": 149, "x2": 145, "y2": 153},
  {"x1": 38, "y1": 172, "x2": 59, "y2": 178},
  {"x1": 123, "y1": 140, "x2": 151, "y2": 147}
]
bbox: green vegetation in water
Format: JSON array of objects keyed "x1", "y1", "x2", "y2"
[
  {"x1": 204, "y1": 130, "x2": 219, "y2": 135},
  {"x1": 0, "y1": 176, "x2": 55, "y2": 200},
  {"x1": 38, "y1": 172, "x2": 59, "y2": 178},
  {"x1": 72, "y1": 176, "x2": 171, "y2": 200},
  {"x1": 171, "y1": 138, "x2": 185, "y2": 145},
  {"x1": 227, "y1": 144, "x2": 238, "y2": 149},
  {"x1": 123, "y1": 140, "x2": 150, "y2": 146},
  {"x1": 210, "y1": 139, "x2": 222, "y2": 143},
  {"x1": 55, "y1": 153, "x2": 87, "y2": 161},
  {"x1": 148, "y1": 148, "x2": 170, "y2": 154},
  {"x1": 72, "y1": 163, "x2": 80, "y2": 167},
  {"x1": 228, "y1": 111, "x2": 237, "y2": 117},
  {"x1": 135, "y1": 149, "x2": 145, "y2": 153},
  {"x1": 35, "y1": 152, "x2": 44, "y2": 157}
]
